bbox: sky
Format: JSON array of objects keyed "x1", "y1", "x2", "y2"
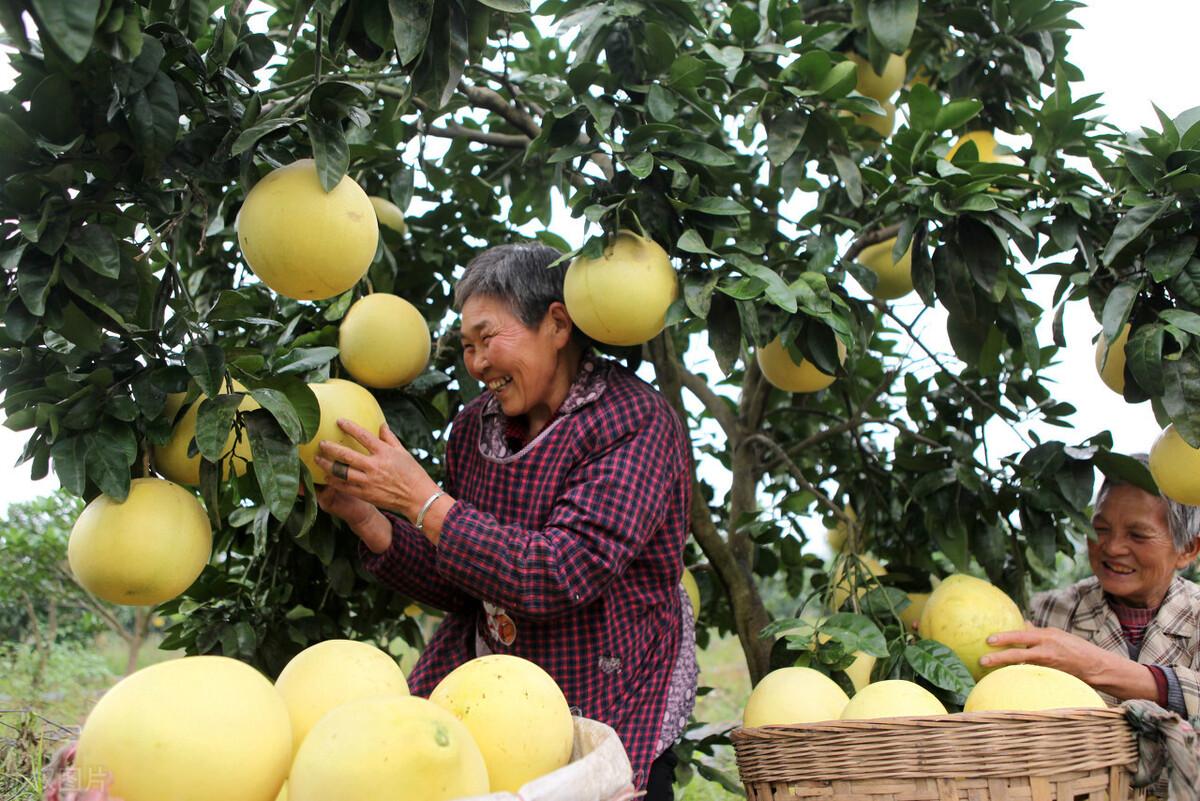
[{"x1": 0, "y1": 1, "x2": 1195, "y2": 513}]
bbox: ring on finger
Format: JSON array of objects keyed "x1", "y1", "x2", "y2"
[{"x1": 331, "y1": 460, "x2": 351, "y2": 481}]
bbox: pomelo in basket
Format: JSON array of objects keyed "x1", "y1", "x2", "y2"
[
  {"x1": 964, "y1": 664, "x2": 1106, "y2": 712},
  {"x1": 840, "y1": 679, "x2": 947, "y2": 719},
  {"x1": 743, "y1": 667, "x2": 850, "y2": 727}
]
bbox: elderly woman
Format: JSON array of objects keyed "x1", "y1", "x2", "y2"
[
  {"x1": 312, "y1": 243, "x2": 697, "y2": 797},
  {"x1": 984, "y1": 456, "x2": 1200, "y2": 716}
]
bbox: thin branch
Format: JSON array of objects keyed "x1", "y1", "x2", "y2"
[
  {"x1": 844, "y1": 223, "x2": 903, "y2": 263},
  {"x1": 458, "y1": 81, "x2": 542, "y2": 138},
  {"x1": 743, "y1": 432, "x2": 853, "y2": 528},
  {"x1": 782, "y1": 369, "x2": 898, "y2": 455},
  {"x1": 678, "y1": 368, "x2": 737, "y2": 440},
  {"x1": 879, "y1": 302, "x2": 1034, "y2": 448},
  {"x1": 424, "y1": 123, "x2": 529, "y2": 148}
]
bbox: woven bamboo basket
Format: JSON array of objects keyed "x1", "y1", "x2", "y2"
[{"x1": 731, "y1": 708, "x2": 1146, "y2": 801}]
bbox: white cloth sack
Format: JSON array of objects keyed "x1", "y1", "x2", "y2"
[{"x1": 460, "y1": 716, "x2": 637, "y2": 801}]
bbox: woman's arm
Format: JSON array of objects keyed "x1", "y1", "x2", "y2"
[{"x1": 982, "y1": 627, "x2": 1161, "y2": 701}]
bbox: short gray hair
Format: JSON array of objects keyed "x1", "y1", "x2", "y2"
[
  {"x1": 454, "y1": 243, "x2": 568, "y2": 329},
  {"x1": 1096, "y1": 453, "x2": 1200, "y2": 552}
]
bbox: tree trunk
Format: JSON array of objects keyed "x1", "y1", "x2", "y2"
[
  {"x1": 647, "y1": 335, "x2": 774, "y2": 684},
  {"x1": 23, "y1": 592, "x2": 47, "y2": 690},
  {"x1": 125, "y1": 608, "x2": 150, "y2": 675}
]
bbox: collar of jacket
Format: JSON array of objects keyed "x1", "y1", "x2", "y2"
[{"x1": 1072, "y1": 575, "x2": 1194, "y2": 638}]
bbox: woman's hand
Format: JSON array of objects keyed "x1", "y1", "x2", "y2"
[
  {"x1": 980, "y1": 626, "x2": 1115, "y2": 682},
  {"x1": 314, "y1": 420, "x2": 441, "y2": 523},
  {"x1": 980, "y1": 626, "x2": 1158, "y2": 701}
]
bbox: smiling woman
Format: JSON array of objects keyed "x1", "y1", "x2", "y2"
[
  {"x1": 981, "y1": 454, "x2": 1200, "y2": 723},
  {"x1": 311, "y1": 243, "x2": 697, "y2": 797}
]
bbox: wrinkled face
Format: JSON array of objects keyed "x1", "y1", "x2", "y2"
[
  {"x1": 459, "y1": 294, "x2": 567, "y2": 420},
  {"x1": 1088, "y1": 484, "x2": 1187, "y2": 608}
]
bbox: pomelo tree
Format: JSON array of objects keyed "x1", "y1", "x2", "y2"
[{"x1": 2, "y1": 0, "x2": 1199, "y2": 751}]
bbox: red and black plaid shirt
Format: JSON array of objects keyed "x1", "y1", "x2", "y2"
[{"x1": 360, "y1": 357, "x2": 692, "y2": 788}]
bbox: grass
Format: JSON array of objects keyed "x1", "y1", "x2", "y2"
[{"x1": 0, "y1": 628, "x2": 753, "y2": 800}]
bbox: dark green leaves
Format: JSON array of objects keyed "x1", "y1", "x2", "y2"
[
  {"x1": 820, "y1": 613, "x2": 889, "y2": 658},
  {"x1": 867, "y1": 0, "x2": 919, "y2": 54},
  {"x1": 232, "y1": 117, "x2": 302, "y2": 157},
  {"x1": 245, "y1": 409, "x2": 300, "y2": 522},
  {"x1": 1101, "y1": 199, "x2": 1171, "y2": 266},
  {"x1": 66, "y1": 225, "x2": 121, "y2": 279},
  {"x1": 388, "y1": 0, "x2": 435, "y2": 65},
  {"x1": 30, "y1": 0, "x2": 102, "y2": 63},
  {"x1": 905, "y1": 640, "x2": 975, "y2": 695},
  {"x1": 1101, "y1": 280, "x2": 1141, "y2": 343},
  {"x1": 185, "y1": 345, "x2": 226, "y2": 399},
  {"x1": 307, "y1": 115, "x2": 349, "y2": 192},
  {"x1": 127, "y1": 72, "x2": 179, "y2": 173},
  {"x1": 195, "y1": 395, "x2": 244, "y2": 462},
  {"x1": 935, "y1": 99, "x2": 983, "y2": 132}
]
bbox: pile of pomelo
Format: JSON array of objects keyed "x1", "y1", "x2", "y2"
[
  {"x1": 71, "y1": 642, "x2": 574, "y2": 801},
  {"x1": 743, "y1": 572, "x2": 1106, "y2": 729}
]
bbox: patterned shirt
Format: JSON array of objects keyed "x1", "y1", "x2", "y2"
[{"x1": 359, "y1": 355, "x2": 694, "y2": 788}]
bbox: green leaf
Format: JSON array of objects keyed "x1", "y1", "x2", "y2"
[
  {"x1": 905, "y1": 640, "x2": 975, "y2": 695},
  {"x1": 249, "y1": 388, "x2": 306, "y2": 444},
  {"x1": 1145, "y1": 236, "x2": 1196, "y2": 283},
  {"x1": 668, "y1": 55, "x2": 707, "y2": 90},
  {"x1": 66, "y1": 225, "x2": 121, "y2": 279},
  {"x1": 831, "y1": 152, "x2": 863, "y2": 207},
  {"x1": 245, "y1": 409, "x2": 300, "y2": 522},
  {"x1": 1101, "y1": 199, "x2": 1171, "y2": 266},
  {"x1": 30, "y1": 0, "x2": 102, "y2": 63},
  {"x1": 729, "y1": 4, "x2": 761, "y2": 41},
  {"x1": 1101, "y1": 281, "x2": 1141, "y2": 343},
  {"x1": 475, "y1": 0, "x2": 528, "y2": 10},
  {"x1": 231, "y1": 117, "x2": 302, "y2": 157},
  {"x1": 86, "y1": 422, "x2": 137, "y2": 501},
  {"x1": 818, "y1": 60, "x2": 858, "y2": 99},
  {"x1": 906, "y1": 83, "x2": 941, "y2": 132},
  {"x1": 646, "y1": 84, "x2": 677, "y2": 122},
  {"x1": 626, "y1": 152, "x2": 654, "y2": 180},
  {"x1": 934, "y1": 99, "x2": 983, "y2": 132},
  {"x1": 1093, "y1": 449, "x2": 1159, "y2": 495},
  {"x1": 677, "y1": 229, "x2": 716, "y2": 256},
  {"x1": 668, "y1": 141, "x2": 735, "y2": 167},
  {"x1": 683, "y1": 272, "x2": 719, "y2": 317},
  {"x1": 195, "y1": 394, "x2": 242, "y2": 462},
  {"x1": 1161, "y1": 309, "x2": 1200, "y2": 336},
  {"x1": 127, "y1": 71, "x2": 179, "y2": 172},
  {"x1": 766, "y1": 109, "x2": 809, "y2": 166},
  {"x1": 256, "y1": 378, "x2": 321, "y2": 442},
  {"x1": 17, "y1": 259, "x2": 54, "y2": 317},
  {"x1": 729, "y1": 256, "x2": 797, "y2": 313},
  {"x1": 686, "y1": 197, "x2": 749, "y2": 216},
  {"x1": 185, "y1": 344, "x2": 226, "y2": 399},
  {"x1": 307, "y1": 114, "x2": 348, "y2": 193},
  {"x1": 50, "y1": 436, "x2": 88, "y2": 496},
  {"x1": 867, "y1": 0, "x2": 919, "y2": 54},
  {"x1": 1162, "y1": 353, "x2": 1200, "y2": 445},
  {"x1": 820, "y1": 612, "x2": 889, "y2": 658},
  {"x1": 274, "y1": 346, "x2": 340, "y2": 375},
  {"x1": 388, "y1": 0, "x2": 435, "y2": 64}
]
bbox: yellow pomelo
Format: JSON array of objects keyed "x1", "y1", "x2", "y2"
[
  {"x1": 276, "y1": 784, "x2": 287, "y2": 801},
  {"x1": 1150, "y1": 424, "x2": 1200, "y2": 505},
  {"x1": 900, "y1": 592, "x2": 930, "y2": 630},
  {"x1": 757, "y1": 337, "x2": 847, "y2": 393},
  {"x1": 681, "y1": 567, "x2": 701, "y2": 618},
  {"x1": 743, "y1": 667, "x2": 850, "y2": 727},
  {"x1": 290, "y1": 695, "x2": 488, "y2": 801},
  {"x1": 299, "y1": 379, "x2": 388, "y2": 484},
  {"x1": 153, "y1": 381, "x2": 260, "y2": 486},
  {"x1": 338, "y1": 293, "x2": 431, "y2": 389},
  {"x1": 162, "y1": 391, "x2": 188, "y2": 421},
  {"x1": 75, "y1": 656, "x2": 291, "y2": 801},
  {"x1": 947, "y1": 131, "x2": 1022, "y2": 166},
  {"x1": 844, "y1": 652, "x2": 875, "y2": 691},
  {"x1": 68, "y1": 478, "x2": 212, "y2": 606},
  {"x1": 564, "y1": 230, "x2": 678, "y2": 346},
  {"x1": 918, "y1": 574, "x2": 1025, "y2": 679},
  {"x1": 274, "y1": 639, "x2": 410, "y2": 756},
  {"x1": 1095, "y1": 324, "x2": 1131, "y2": 395},
  {"x1": 237, "y1": 159, "x2": 378, "y2": 301},
  {"x1": 830, "y1": 554, "x2": 887, "y2": 610},
  {"x1": 848, "y1": 52, "x2": 907, "y2": 100},
  {"x1": 964, "y1": 664, "x2": 1107, "y2": 712},
  {"x1": 369, "y1": 195, "x2": 407, "y2": 235},
  {"x1": 841, "y1": 679, "x2": 947, "y2": 719},
  {"x1": 858, "y1": 236, "x2": 914, "y2": 300},
  {"x1": 825, "y1": 506, "x2": 866, "y2": 553},
  {"x1": 430, "y1": 654, "x2": 573, "y2": 793}
]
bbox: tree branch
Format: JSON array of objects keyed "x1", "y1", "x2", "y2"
[
  {"x1": 424, "y1": 123, "x2": 529, "y2": 148},
  {"x1": 458, "y1": 81, "x2": 542, "y2": 139},
  {"x1": 844, "y1": 223, "x2": 903, "y2": 263},
  {"x1": 678, "y1": 367, "x2": 737, "y2": 440},
  {"x1": 743, "y1": 432, "x2": 854, "y2": 528}
]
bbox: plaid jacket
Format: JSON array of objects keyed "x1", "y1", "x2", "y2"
[
  {"x1": 360, "y1": 357, "x2": 692, "y2": 788},
  {"x1": 1031, "y1": 576, "x2": 1200, "y2": 716}
]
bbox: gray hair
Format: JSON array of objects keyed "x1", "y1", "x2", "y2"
[
  {"x1": 454, "y1": 243, "x2": 569, "y2": 329},
  {"x1": 1096, "y1": 453, "x2": 1200, "y2": 552}
]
